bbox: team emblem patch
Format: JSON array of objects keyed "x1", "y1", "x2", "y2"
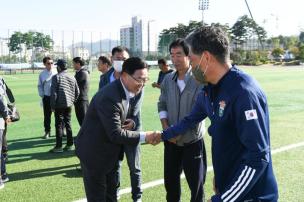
[
  {"x1": 245, "y1": 109, "x2": 258, "y2": 120},
  {"x1": 218, "y1": 101, "x2": 226, "y2": 117}
]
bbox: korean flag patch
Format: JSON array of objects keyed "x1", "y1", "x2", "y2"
[{"x1": 245, "y1": 109, "x2": 258, "y2": 120}]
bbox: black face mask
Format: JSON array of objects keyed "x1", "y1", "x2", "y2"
[{"x1": 192, "y1": 54, "x2": 208, "y2": 84}]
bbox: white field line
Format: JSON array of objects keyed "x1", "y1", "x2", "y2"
[{"x1": 74, "y1": 141, "x2": 304, "y2": 202}]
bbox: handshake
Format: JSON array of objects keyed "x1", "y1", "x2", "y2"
[{"x1": 145, "y1": 131, "x2": 162, "y2": 145}]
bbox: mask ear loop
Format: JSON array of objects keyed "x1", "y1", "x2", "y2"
[{"x1": 197, "y1": 53, "x2": 204, "y2": 68}]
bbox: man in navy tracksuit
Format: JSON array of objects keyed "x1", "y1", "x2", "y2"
[{"x1": 160, "y1": 26, "x2": 278, "y2": 202}]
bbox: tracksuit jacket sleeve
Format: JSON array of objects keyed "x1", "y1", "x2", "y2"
[
  {"x1": 162, "y1": 91, "x2": 207, "y2": 140},
  {"x1": 212, "y1": 91, "x2": 270, "y2": 202}
]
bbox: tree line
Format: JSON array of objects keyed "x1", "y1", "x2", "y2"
[{"x1": 158, "y1": 15, "x2": 304, "y2": 65}]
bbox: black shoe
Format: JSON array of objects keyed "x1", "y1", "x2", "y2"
[
  {"x1": 49, "y1": 146, "x2": 63, "y2": 153},
  {"x1": 63, "y1": 145, "x2": 73, "y2": 151},
  {"x1": 1, "y1": 173, "x2": 9, "y2": 183}
]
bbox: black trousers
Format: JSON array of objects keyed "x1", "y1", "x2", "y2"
[
  {"x1": 75, "y1": 100, "x2": 89, "y2": 126},
  {"x1": 54, "y1": 107, "x2": 73, "y2": 148},
  {"x1": 42, "y1": 96, "x2": 52, "y2": 133},
  {"x1": 81, "y1": 163, "x2": 118, "y2": 202},
  {"x1": 164, "y1": 139, "x2": 207, "y2": 202}
]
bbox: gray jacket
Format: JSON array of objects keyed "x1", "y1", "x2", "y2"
[
  {"x1": 50, "y1": 70, "x2": 79, "y2": 109},
  {"x1": 158, "y1": 67, "x2": 205, "y2": 146}
]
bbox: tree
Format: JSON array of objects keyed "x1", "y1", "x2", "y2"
[
  {"x1": 298, "y1": 44, "x2": 304, "y2": 61},
  {"x1": 270, "y1": 37, "x2": 280, "y2": 49},
  {"x1": 277, "y1": 35, "x2": 298, "y2": 50},
  {"x1": 230, "y1": 15, "x2": 267, "y2": 50},
  {"x1": 271, "y1": 47, "x2": 284, "y2": 58},
  {"x1": 8, "y1": 31, "x2": 24, "y2": 53},
  {"x1": 158, "y1": 21, "x2": 202, "y2": 55},
  {"x1": 289, "y1": 46, "x2": 299, "y2": 58},
  {"x1": 8, "y1": 31, "x2": 53, "y2": 53},
  {"x1": 158, "y1": 21, "x2": 229, "y2": 56},
  {"x1": 299, "y1": 32, "x2": 304, "y2": 44}
]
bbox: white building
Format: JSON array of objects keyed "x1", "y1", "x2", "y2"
[
  {"x1": 0, "y1": 38, "x2": 10, "y2": 56},
  {"x1": 120, "y1": 26, "x2": 133, "y2": 49},
  {"x1": 73, "y1": 47, "x2": 90, "y2": 60},
  {"x1": 120, "y1": 16, "x2": 158, "y2": 55},
  {"x1": 52, "y1": 45, "x2": 71, "y2": 59}
]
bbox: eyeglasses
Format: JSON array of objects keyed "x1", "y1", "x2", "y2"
[{"x1": 128, "y1": 74, "x2": 149, "y2": 85}]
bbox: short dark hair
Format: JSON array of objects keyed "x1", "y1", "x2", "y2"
[
  {"x1": 185, "y1": 25, "x2": 230, "y2": 64},
  {"x1": 98, "y1": 56, "x2": 111, "y2": 66},
  {"x1": 73, "y1": 57, "x2": 85, "y2": 66},
  {"x1": 169, "y1": 38, "x2": 189, "y2": 56},
  {"x1": 122, "y1": 57, "x2": 147, "y2": 75},
  {"x1": 43, "y1": 56, "x2": 52, "y2": 64},
  {"x1": 158, "y1": 58, "x2": 167, "y2": 66},
  {"x1": 111, "y1": 46, "x2": 129, "y2": 56}
]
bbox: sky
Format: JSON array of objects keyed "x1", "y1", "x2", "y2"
[{"x1": 0, "y1": 0, "x2": 303, "y2": 44}]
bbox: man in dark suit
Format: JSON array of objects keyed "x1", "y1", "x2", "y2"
[
  {"x1": 75, "y1": 57, "x2": 157, "y2": 202},
  {"x1": 99, "y1": 46, "x2": 143, "y2": 202},
  {"x1": 73, "y1": 57, "x2": 89, "y2": 126}
]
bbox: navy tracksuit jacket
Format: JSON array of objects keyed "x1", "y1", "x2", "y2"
[{"x1": 163, "y1": 66, "x2": 278, "y2": 202}]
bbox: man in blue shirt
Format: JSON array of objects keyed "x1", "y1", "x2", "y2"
[
  {"x1": 157, "y1": 26, "x2": 278, "y2": 202},
  {"x1": 38, "y1": 56, "x2": 57, "y2": 139}
]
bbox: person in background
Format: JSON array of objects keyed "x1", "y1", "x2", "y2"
[
  {"x1": 38, "y1": 56, "x2": 57, "y2": 139},
  {"x1": 50, "y1": 59, "x2": 79, "y2": 153},
  {"x1": 0, "y1": 77, "x2": 11, "y2": 190},
  {"x1": 152, "y1": 58, "x2": 173, "y2": 89},
  {"x1": 97, "y1": 56, "x2": 111, "y2": 74},
  {"x1": 0, "y1": 76, "x2": 14, "y2": 185},
  {"x1": 73, "y1": 57, "x2": 89, "y2": 126}
]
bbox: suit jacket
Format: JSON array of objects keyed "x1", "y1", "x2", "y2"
[
  {"x1": 98, "y1": 67, "x2": 143, "y2": 130},
  {"x1": 75, "y1": 68, "x2": 89, "y2": 101},
  {"x1": 75, "y1": 79, "x2": 140, "y2": 175}
]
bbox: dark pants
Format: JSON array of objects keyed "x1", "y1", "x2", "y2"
[
  {"x1": 82, "y1": 163, "x2": 118, "y2": 202},
  {"x1": 75, "y1": 100, "x2": 89, "y2": 126},
  {"x1": 54, "y1": 107, "x2": 73, "y2": 148},
  {"x1": 42, "y1": 96, "x2": 52, "y2": 133},
  {"x1": 1, "y1": 125, "x2": 7, "y2": 175},
  {"x1": 116, "y1": 144, "x2": 142, "y2": 201},
  {"x1": 2, "y1": 123, "x2": 7, "y2": 151},
  {"x1": 164, "y1": 139, "x2": 207, "y2": 202},
  {"x1": 0, "y1": 129, "x2": 4, "y2": 178}
]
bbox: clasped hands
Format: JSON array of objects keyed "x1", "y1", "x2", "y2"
[
  {"x1": 145, "y1": 131, "x2": 181, "y2": 145},
  {"x1": 145, "y1": 131, "x2": 162, "y2": 145}
]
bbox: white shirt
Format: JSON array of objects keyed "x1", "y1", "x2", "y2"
[
  {"x1": 177, "y1": 79, "x2": 186, "y2": 92},
  {"x1": 120, "y1": 79, "x2": 145, "y2": 143}
]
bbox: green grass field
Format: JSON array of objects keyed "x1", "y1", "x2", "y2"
[{"x1": 0, "y1": 65, "x2": 303, "y2": 202}]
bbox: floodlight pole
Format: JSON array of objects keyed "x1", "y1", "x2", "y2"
[
  {"x1": 199, "y1": 0, "x2": 209, "y2": 26},
  {"x1": 244, "y1": 0, "x2": 264, "y2": 49}
]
